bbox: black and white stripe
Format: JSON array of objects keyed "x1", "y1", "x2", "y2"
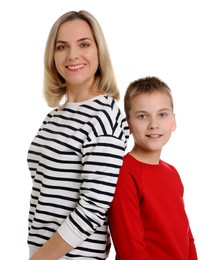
[{"x1": 27, "y1": 95, "x2": 129, "y2": 259}]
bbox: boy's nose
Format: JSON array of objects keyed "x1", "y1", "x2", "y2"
[{"x1": 148, "y1": 119, "x2": 159, "y2": 129}]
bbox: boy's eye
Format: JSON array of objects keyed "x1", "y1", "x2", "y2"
[
  {"x1": 160, "y1": 112, "x2": 167, "y2": 117},
  {"x1": 138, "y1": 114, "x2": 147, "y2": 119}
]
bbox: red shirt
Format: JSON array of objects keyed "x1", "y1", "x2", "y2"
[{"x1": 108, "y1": 153, "x2": 197, "y2": 260}]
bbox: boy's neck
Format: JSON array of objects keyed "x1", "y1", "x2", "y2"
[{"x1": 129, "y1": 148, "x2": 161, "y2": 165}]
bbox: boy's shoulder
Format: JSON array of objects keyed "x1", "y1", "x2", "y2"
[{"x1": 160, "y1": 159, "x2": 178, "y2": 174}]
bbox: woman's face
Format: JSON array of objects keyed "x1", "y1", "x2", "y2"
[{"x1": 54, "y1": 19, "x2": 99, "y2": 99}]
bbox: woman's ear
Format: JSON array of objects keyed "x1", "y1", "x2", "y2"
[{"x1": 172, "y1": 113, "x2": 177, "y2": 132}]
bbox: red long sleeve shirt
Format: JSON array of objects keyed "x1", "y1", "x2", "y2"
[{"x1": 108, "y1": 153, "x2": 197, "y2": 260}]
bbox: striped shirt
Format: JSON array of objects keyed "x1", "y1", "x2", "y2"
[{"x1": 27, "y1": 95, "x2": 129, "y2": 259}]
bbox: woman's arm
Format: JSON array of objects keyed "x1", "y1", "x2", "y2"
[{"x1": 29, "y1": 231, "x2": 73, "y2": 260}]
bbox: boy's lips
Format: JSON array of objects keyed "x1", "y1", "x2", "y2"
[{"x1": 146, "y1": 134, "x2": 162, "y2": 138}]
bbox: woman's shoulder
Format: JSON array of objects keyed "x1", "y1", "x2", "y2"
[
  {"x1": 43, "y1": 108, "x2": 58, "y2": 121},
  {"x1": 92, "y1": 95, "x2": 120, "y2": 112},
  {"x1": 90, "y1": 95, "x2": 125, "y2": 122},
  {"x1": 90, "y1": 95, "x2": 129, "y2": 140}
]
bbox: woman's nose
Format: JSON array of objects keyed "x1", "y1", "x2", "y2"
[{"x1": 67, "y1": 46, "x2": 79, "y2": 60}]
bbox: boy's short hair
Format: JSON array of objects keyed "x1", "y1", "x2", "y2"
[{"x1": 124, "y1": 76, "x2": 174, "y2": 120}]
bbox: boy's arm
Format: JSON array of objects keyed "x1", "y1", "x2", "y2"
[
  {"x1": 108, "y1": 166, "x2": 152, "y2": 260},
  {"x1": 188, "y1": 227, "x2": 198, "y2": 260}
]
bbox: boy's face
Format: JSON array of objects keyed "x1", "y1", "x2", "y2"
[{"x1": 128, "y1": 91, "x2": 176, "y2": 158}]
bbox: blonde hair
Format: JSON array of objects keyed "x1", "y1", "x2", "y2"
[
  {"x1": 124, "y1": 76, "x2": 174, "y2": 120},
  {"x1": 43, "y1": 10, "x2": 119, "y2": 107}
]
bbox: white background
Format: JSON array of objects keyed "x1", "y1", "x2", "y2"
[{"x1": 1, "y1": 0, "x2": 218, "y2": 259}]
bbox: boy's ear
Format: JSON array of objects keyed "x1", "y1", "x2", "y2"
[{"x1": 126, "y1": 118, "x2": 132, "y2": 134}]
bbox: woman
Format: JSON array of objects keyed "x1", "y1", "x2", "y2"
[{"x1": 27, "y1": 10, "x2": 129, "y2": 260}]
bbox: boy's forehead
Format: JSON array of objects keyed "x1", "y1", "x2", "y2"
[
  {"x1": 132, "y1": 91, "x2": 170, "y2": 101},
  {"x1": 131, "y1": 92, "x2": 172, "y2": 110}
]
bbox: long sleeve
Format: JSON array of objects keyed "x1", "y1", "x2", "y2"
[
  {"x1": 27, "y1": 95, "x2": 129, "y2": 259},
  {"x1": 108, "y1": 154, "x2": 198, "y2": 260},
  {"x1": 188, "y1": 227, "x2": 198, "y2": 259},
  {"x1": 58, "y1": 134, "x2": 127, "y2": 247}
]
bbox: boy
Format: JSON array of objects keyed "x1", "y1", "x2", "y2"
[{"x1": 108, "y1": 76, "x2": 198, "y2": 259}]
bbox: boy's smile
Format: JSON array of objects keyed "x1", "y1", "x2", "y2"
[{"x1": 128, "y1": 91, "x2": 176, "y2": 163}]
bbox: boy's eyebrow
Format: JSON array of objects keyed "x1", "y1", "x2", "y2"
[
  {"x1": 158, "y1": 108, "x2": 171, "y2": 112},
  {"x1": 135, "y1": 108, "x2": 171, "y2": 112},
  {"x1": 135, "y1": 110, "x2": 147, "y2": 113},
  {"x1": 134, "y1": 108, "x2": 172, "y2": 115}
]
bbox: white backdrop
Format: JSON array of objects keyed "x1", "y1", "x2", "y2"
[{"x1": 1, "y1": 1, "x2": 218, "y2": 259}]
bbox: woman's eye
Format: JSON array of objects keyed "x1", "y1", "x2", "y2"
[
  {"x1": 56, "y1": 45, "x2": 65, "y2": 51},
  {"x1": 80, "y1": 42, "x2": 90, "y2": 48}
]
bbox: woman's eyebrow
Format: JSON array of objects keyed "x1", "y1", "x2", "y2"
[
  {"x1": 55, "y1": 37, "x2": 93, "y2": 44},
  {"x1": 77, "y1": 37, "x2": 93, "y2": 42}
]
